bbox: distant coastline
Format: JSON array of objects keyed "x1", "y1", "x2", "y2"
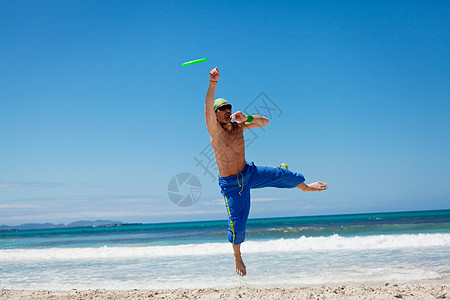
[
  {"x1": 0, "y1": 220, "x2": 132, "y2": 231},
  {"x1": 1, "y1": 208, "x2": 449, "y2": 231}
]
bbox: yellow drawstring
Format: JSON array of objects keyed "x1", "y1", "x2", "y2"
[
  {"x1": 237, "y1": 173, "x2": 244, "y2": 195},
  {"x1": 235, "y1": 163, "x2": 286, "y2": 196}
]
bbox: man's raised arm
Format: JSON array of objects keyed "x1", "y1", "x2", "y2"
[{"x1": 205, "y1": 67, "x2": 220, "y2": 134}]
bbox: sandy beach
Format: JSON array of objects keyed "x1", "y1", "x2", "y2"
[{"x1": 1, "y1": 284, "x2": 449, "y2": 300}]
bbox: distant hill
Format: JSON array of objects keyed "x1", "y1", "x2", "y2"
[{"x1": 0, "y1": 220, "x2": 123, "y2": 231}]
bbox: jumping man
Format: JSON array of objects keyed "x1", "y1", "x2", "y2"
[{"x1": 205, "y1": 67, "x2": 328, "y2": 277}]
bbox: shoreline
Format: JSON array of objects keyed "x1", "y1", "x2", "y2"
[{"x1": 2, "y1": 283, "x2": 449, "y2": 300}]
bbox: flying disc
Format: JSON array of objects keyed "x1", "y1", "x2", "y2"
[{"x1": 182, "y1": 58, "x2": 207, "y2": 66}]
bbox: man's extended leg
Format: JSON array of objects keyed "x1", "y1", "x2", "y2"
[
  {"x1": 232, "y1": 243, "x2": 246, "y2": 276},
  {"x1": 249, "y1": 163, "x2": 327, "y2": 192},
  {"x1": 297, "y1": 182, "x2": 328, "y2": 192}
]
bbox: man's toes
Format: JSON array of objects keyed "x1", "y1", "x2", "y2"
[{"x1": 236, "y1": 267, "x2": 246, "y2": 276}]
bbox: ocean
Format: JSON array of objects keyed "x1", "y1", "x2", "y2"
[{"x1": 1, "y1": 209, "x2": 449, "y2": 290}]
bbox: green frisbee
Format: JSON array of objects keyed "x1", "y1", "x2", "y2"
[{"x1": 182, "y1": 58, "x2": 207, "y2": 66}]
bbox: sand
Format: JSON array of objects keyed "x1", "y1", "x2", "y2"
[{"x1": 1, "y1": 283, "x2": 449, "y2": 300}]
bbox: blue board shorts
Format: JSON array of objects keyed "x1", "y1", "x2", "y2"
[{"x1": 218, "y1": 161, "x2": 305, "y2": 245}]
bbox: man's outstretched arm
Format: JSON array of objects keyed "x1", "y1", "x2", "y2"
[
  {"x1": 231, "y1": 111, "x2": 269, "y2": 129},
  {"x1": 205, "y1": 67, "x2": 220, "y2": 134}
]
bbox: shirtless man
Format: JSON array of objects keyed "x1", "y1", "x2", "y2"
[{"x1": 205, "y1": 67, "x2": 328, "y2": 277}]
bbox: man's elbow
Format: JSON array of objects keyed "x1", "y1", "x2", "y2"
[{"x1": 262, "y1": 118, "x2": 269, "y2": 127}]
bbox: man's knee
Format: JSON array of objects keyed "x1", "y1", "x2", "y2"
[
  {"x1": 228, "y1": 229, "x2": 245, "y2": 245},
  {"x1": 282, "y1": 170, "x2": 305, "y2": 188}
]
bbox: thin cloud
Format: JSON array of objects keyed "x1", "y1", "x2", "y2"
[
  {"x1": 0, "y1": 182, "x2": 64, "y2": 188},
  {"x1": 199, "y1": 197, "x2": 289, "y2": 205},
  {"x1": 251, "y1": 197, "x2": 289, "y2": 202},
  {"x1": 200, "y1": 199, "x2": 224, "y2": 206},
  {"x1": 170, "y1": 209, "x2": 225, "y2": 216},
  {"x1": 0, "y1": 204, "x2": 39, "y2": 209},
  {"x1": 4, "y1": 194, "x2": 162, "y2": 204},
  {"x1": 0, "y1": 183, "x2": 20, "y2": 188}
]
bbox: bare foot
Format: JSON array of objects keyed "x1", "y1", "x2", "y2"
[
  {"x1": 232, "y1": 244, "x2": 247, "y2": 276},
  {"x1": 234, "y1": 254, "x2": 247, "y2": 276},
  {"x1": 297, "y1": 182, "x2": 328, "y2": 192}
]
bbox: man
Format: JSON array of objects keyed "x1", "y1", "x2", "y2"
[{"x1": 205, "y1": 67, "x2": 328, "y2": 277}]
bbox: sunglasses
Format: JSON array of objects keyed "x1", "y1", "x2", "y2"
[{"x1": 217, "y1": 104, "x2": 232, "y2": 111}]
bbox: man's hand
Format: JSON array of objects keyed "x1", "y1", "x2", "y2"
[
  {"x1": 230, "y1": 111, "x2": 248, "y2": 124},
  {"x1": 209, "y1": 67, "x2": 220, "y2": 82}
]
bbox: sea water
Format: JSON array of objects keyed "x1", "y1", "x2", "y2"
[{"x1": 0, "y1": 210, "x2": 449, "y2": 290}]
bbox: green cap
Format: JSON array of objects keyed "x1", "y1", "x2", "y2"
[{"x1": 214, "y1": 98, "x2": 229, "y2": 111}]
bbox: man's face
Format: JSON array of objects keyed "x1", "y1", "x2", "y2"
[{"x1": 215, "y1": 103, "x2": 232, "y2": 123}]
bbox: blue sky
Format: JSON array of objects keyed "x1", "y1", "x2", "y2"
[{"x1": 1, "y1": 0, "x2": 449, "y2": 226}]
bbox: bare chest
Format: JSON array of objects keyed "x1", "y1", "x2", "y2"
[{"x1": 211, "y1": 124, "x2": 245, "y2": 150}]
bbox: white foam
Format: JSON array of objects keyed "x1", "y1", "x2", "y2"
[
  {"x1": 1, "y1": 233, "x2": 449, "y2": 261},
  {"x1": 245, "y1": 233, "x2": 450, "y2": 253}
]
